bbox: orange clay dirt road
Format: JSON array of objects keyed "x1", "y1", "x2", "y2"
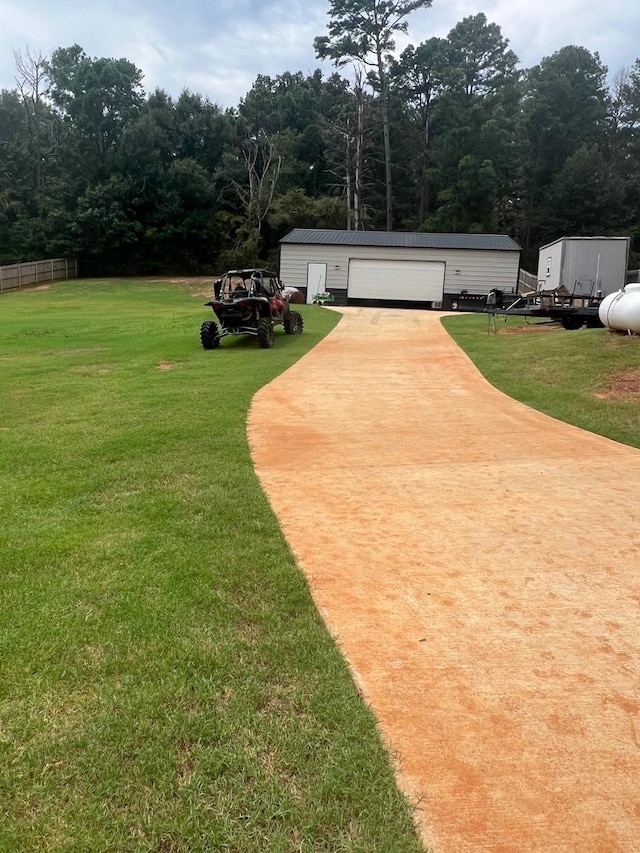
[{"x1": 247, "y1": 308, "x2": 640, "y2": 853}]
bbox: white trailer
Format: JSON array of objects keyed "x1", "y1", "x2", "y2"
[{"x1": 537, "y1": 237, "x2": 630, "y2": 297}]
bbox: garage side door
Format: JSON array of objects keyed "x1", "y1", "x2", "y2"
[{"x1": 348, "y1": 259, "x2": 445, "y2": 302}]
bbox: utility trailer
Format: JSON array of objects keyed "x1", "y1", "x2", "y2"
[
  {"x1": 482, "y1": 236, "x2": 631, "y2": 329},
  {"x1": 483, "y1": 287, "x2": 603, "y2": 330}
]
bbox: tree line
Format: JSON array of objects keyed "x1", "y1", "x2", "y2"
[{"x1": 1, "y1": 8, "x2": 639, "y2": 275}]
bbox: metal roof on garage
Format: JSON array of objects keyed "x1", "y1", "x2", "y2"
[{"x1": 280, "y1": 229, "x2": 521, "y2": 252}]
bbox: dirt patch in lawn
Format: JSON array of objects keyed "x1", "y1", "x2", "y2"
[
  {"x1": 157, "y1": 361, "x2": 176, "y2": 371},
  {"x1": 190, "y1": 288, "x2": 216, "y2": 298},
  {"x1": 58, "y1": 347, "x2": 108, "y2": 357},
  {"x1": 70, "y1": 365, "x2": 114, "y2": 376},
  {"x1": 135, "y1": 276, "x2": 217, "y2": 297},
  {"x1": 498, "y1": 321, "x2": 563, "y2": 334},
  {"x1": 2, "y1": 283, "x2": 52, "y2": 293},
  {"x1": 128, "y1": 276, "x2": 217, "y2": 285},
  {"x1": 594, "y1": 369, "x2": 640, "y2": 400}
]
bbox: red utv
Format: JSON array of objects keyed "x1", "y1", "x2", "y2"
[{"x1": 200, "y1": 268, "x2": 303, "y2": 349}]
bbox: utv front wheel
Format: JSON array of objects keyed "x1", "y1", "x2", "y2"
[
  {"x1": 283, "y1": 310, "x2": 304, "y2": 335},
  {"x1": 257, "y1": 318, "x2": 274, "y2": 348},
  {"x1": 200, "y1": 320, "x2": 220, "y2": 349}
]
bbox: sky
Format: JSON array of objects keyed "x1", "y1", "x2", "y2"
[{"x1": 1, "y1": 0, "x2": 639, "y2": 108}]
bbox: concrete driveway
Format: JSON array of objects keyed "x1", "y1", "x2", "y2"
[{"x1": 248, "y1": 308, "x2": 640, "y2": 852}]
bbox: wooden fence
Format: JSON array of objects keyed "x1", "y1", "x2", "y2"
[
  {"x1": 517, "y1": 269, "x2": 539, "y2": 293},
  {"x1": 0, "y1": 258, "x2": 78, "y2": 293}
]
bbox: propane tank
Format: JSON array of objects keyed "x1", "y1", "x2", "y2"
[{"x1": 599, "y1": 283, "x2": 640, "y2": 333}]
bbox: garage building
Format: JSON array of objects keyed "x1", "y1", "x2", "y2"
[{"x1": 279, "y1": 229, "x2": 521, "y2": 308}]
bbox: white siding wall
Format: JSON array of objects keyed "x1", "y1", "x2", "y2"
[
  {"x1": 537, "y1": 241, "x2": 564, "y2": 290},
  {"x1": 280, "y1": 243, "x2": 519, "y2": 297}
]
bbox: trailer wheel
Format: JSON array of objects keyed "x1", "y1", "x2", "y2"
[{"x1": 561, "y1": 316, "x2": 584, "y2": 331}]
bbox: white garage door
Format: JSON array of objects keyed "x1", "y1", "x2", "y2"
[{"x1": 348, "y1": 259, "x2": 445, "y2": 302}]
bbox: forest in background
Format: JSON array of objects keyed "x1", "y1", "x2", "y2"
[{"x1": 1, "y1": 9, "x2": 639, "y2": 275}]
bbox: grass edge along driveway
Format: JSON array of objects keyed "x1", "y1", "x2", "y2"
[
  {"x1": 442, "y1": 313, "x2": 640, "y2": 450},
  {"x1": 0, "y1": 279, "x2": 424, "y2": 853}
]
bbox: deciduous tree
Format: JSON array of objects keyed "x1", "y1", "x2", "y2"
[
  {"x1": 315, "y1": 0, "x2": 433, "y2": 230},
  {"x1": 47, "y1": 44, "x2": 144, "y2": 181}
]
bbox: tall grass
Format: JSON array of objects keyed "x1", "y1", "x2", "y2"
[{"x1": 0, "y1": 281, "x2": 423, "y2": 852}]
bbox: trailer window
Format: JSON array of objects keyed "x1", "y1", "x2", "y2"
[{"x1": 546, "y1": 257, "x2": 552, "y2": 277}]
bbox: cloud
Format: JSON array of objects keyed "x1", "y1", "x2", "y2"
[
  {"x1": 410, "y1": 0, "x2": 640, "y2": 74},
  {"x1": 1, "y1": 0, "x2": 639, "y2": 108},
  {"x1": 119, "y1": 0, "x2": 331, "y2": 105}
]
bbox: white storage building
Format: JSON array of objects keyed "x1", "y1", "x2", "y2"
[
  {"x1": 279, "y1": 229, "x2": 521, "y2": 308},
  {"x1": 537, "y1": 237, "x2": 630, "y2": 297}
]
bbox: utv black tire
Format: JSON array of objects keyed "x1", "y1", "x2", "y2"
[
  {"x1": 257, "y1": 318, "x2": 274, "y2": 348},
  {"x1": 200, "y1": 320, "x2": 220, "y2": 349},
  {"x1": 283, "y1": 310, "x2": 304, "y2": 335}
]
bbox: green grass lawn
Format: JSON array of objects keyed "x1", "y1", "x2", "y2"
[
  {"x1": 0, "y1": 280, "x2": 424, "y2": 853},
  {"x1": 442, "y1": 314, "x2": 640, "y2": 449}
]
